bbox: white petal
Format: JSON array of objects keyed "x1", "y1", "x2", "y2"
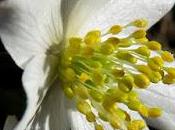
[
  {"x1": 0, "y1": 0, "x2": 63, "y2": 68},
  {"x1": 138, "y1": 83, "x2": 175, "y2": 130},
  {"x1": 3, "y1": 116, "x2": 18, "y2": 130},
  {"x1": 66, "y1": 102, "x2": 95, "y2": 130},
  {"x1": 26, "y1": 82, "x2": 70, "y2": 130},
  {"x1": 63, "y1": 0, "x2": 174, "y2": 36},
  {"x1": 14, "y1": 54, "x2": 59, "y2": 130}
]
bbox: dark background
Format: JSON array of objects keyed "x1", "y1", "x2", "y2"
[
  {"x1": 0, "y1": 40, "x2": 26, "y2": 129},
  {"x1": 0, "y1": 5, "x2": 175, "y2": 130}
]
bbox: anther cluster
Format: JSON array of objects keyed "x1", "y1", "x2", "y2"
[{"x1": 58, "y1": 19, "x2": 175, "y2": 130}]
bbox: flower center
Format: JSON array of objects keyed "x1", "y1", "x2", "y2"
[{"x1": 58, "y1": 19, "x2": 175, "y2": 130}]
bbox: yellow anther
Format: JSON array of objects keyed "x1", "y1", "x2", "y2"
[
  {"x1": 161, "y1": 51, "x2": 174, "y2": 62},
  {"x1": 118, "y1": 38, "x2": 132, "y2": 47},
  {"x1": 100, "y1": 43, "x2": 115, "y2": 55},
  {"x1": 92, "y1": 70, "x2": 105, "y2": 85},
  {"x1": 163, "y1": 75, "x2": 175, "y2": 84},
  {"x1": 102, "y1": 96, "x2": 116, "y2": 111},
  {"x1": 98, "y1": 112, "x2": 108, "y2": 121},
  {"x1": 130, "y1": 19, "x2": 148, "y2": 28},
  {"x1": 112, "y1": 68, "x2": 125, "y2": 77},
  {"x1": 118, "y1": 75, "x2": 134, "y2": 92},
  {"x1": 74, "y1": 85, "x2": 89, "y2": 99},
  {"x1": 127, "y1": 100, "x2": 142, "y2": 111},
  {"x1": 116, "y1": 51, "x2": 137, "y2": 63},
  {"x1": 150, "y1": 71, "x2": 162, "y2": 83},
  {"x1": 128, "y1": 91, "x2": 139, "y2": 101},
  {"x1": 108, "y1": 103, "x2": 119, "y2": 113},
  {"x1": 146, "y1": 41, "x2": 162, "y2": 50},
  {"x1": 83, "y1": 46, "x2": 94, "y2": 57},
  {"x1": 148, "y1": 108, "x2": 162, "y2": 118},
  {"x1": 109, "y1": 116, "x2": 121, "y2": 129},
  {"x1": 90, "y1": 90, "x2": 104, "y2": 102},
  {"x1": 64, "y1": 68, "x2": 76, "y2": 81},
  {"x1": 105, "y1": 37, "x2": 120, "y2": 48},
  {"x1": 68, "y1": 37, "x2": 82, "y2": 55},
  {"x1": 106, "y1": 88, "x2": 128, "y2": 103},
  {"x1": 84, "y1": 30, "x2": 101, "y2": 46},
  {"x1": 80, "y1": 73, "x2": 90, "y2": 82},
  {"x1": 86, "y1": 112, "x2": 96, "y2": 122},
  {"x1": 114, "y1": 108, "x2": 126, "y2": 120},
  {"x1": 130, "y1": 29, "x2": 146, "y2": 39},
  {"x1": 136, "y1": 65, "x2": 152, "y2": 75},
  {"x1": 108, "y1": 25, "x2": 122, "y2": 34},
  {"x1": 63, "y1": 86, "x2": 74, "y2": 99},
  {"x1": 69, "y1": 37, "x2": 82, "y2": 47},
  {"x1": 95, "y1": 124, "x2": 104, "y2": 130},
  {"x1": 139, "y1": 105, "x2": 149, "y2": 117},
  {"x1": 127, "y1": 120, "x2": 146, "y2": 130},
  {"x1": 135, "y1": 64, "x2": 162, "y2": 83},
  {"x1": 135, "y1": 37, "x2": 148, "y2": 43},
  {"x1": 148, "y1": 56, "x2": 164, "y2": 71},
  {"x1": 165, "y1": 67, "x2": 175, "y2": 79},
  {"x1": 133, "y1": 74, "x2": 150, "y2": 88},
  {"x1": 135, "y1": 46, "x2": 150, "y2": 57},
  {"x1": 76, "y1": 100, "x2": 91, "y2": 114}
]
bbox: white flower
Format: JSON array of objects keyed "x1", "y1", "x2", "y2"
[{"x1": 1, "y1": 0, "x2": 175, "y2": 130}]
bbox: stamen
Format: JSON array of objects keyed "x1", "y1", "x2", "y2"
[
  {"x1": 133, "y1": 74, "x2": 150, "y2": 88},
  {"x1": 108, "y1": 25, "x2": 122, "y2": 34},
  {"x1": 134, "y1": 46, "x2": 151, "y2": 57},
  {"x1": 95, "y1": 124, "x2": 104, "y2": 130},
  {"x1": 130, "y1": 29, "x2": 146, "y2": 39},
  {"x1": 161, "y1": 51, "x2": 174, "y2": 62},
  {"x1": 146, "y1": 41, "x2": 162, "y2": 50},
  {"x1": 127, "y1": 120, "x2": 146, "y2": 130},
  {"x1": 128, "y1": 19, "x2": 148, "y2": 28},
  {"x1": 84, "y1": 30, "x2": 101, "y2": 47},
  {"x1": 148, "y1": 108, "x2": 162, "y2": 117},
  {"x1": 58, "y1": 19, "x2": 175, "y2": 130}
]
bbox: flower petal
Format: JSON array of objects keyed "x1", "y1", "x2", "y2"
[
  {"x1": 25, "y1": 82, "x2": 70, "y2": 130},
  {"x1": 63, "y1": 0, "x2": 174, "y2": 36},
  {"x1": 3, "y1": 116, "x2": 18, "y2": 130},
  {"x1": 67, "y1": 110, "x2": 116, "y2": 130},
  {"x1": 138, "y1": 83, "x2": 175, "y2": 130},
  {"x1": 0, "y1": 0, "x2": 63, "y2": 68},
  {"x1": 14, "y1": 54, "x2": 59, "y2": 130}
]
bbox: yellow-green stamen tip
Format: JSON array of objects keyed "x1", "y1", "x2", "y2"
[
  {"x1": 108, "y1": 25, "x2": 122, "y2": 34},
  {"x1": 146, "y1": 41, "x2": 162, "y2": 50},
  {"x1": 127, "y1": 120, "x2": 146, "y2": 130},
  {"x1": 58, "y1": 19, "x2": 175, "y2": 130},
  {"x1": 161, "y1": 51, "x2": 174, "y2": 62},
  {"x1": 130, "y1": 19, "x2": 148, "y2": 28},
  {"x1": 84, "y1": 30, "x2": 101, "y2": 47},
  {"x1": 130, "y1": 29, "x2": 146, "y2": 39}
]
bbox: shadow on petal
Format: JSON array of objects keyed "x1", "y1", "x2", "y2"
[
  {"x1": 0, "y1": 3, "x2": 15, "y2": 31},
  {"x1": 29, "y1": 81, "x2": 70, "y2": 130}
]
